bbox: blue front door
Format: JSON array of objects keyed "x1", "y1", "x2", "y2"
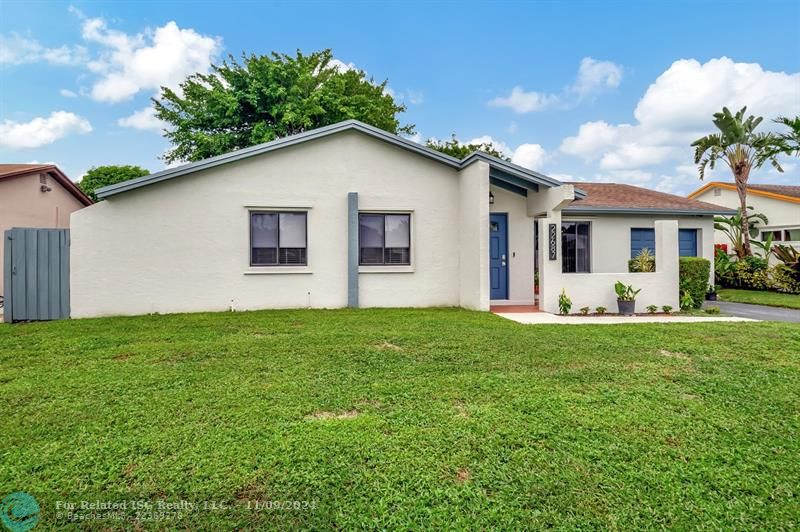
[{"x1": 490, "y1": 213, "x2": 509, "y2": 300}]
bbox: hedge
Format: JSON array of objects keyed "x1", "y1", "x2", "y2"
[{"x1": 679, "y1": 257, "x2": 710, "y2": 308}]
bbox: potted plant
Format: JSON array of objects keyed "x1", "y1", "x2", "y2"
[
  {"x1": 705, "y1": 284, "x2": 717, "y2": 301},
  {"x1": 614, "y1": 281, "x2": 641, "y2": 315}
]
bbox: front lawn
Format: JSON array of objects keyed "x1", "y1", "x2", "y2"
[
  {"x1": 1, "y1": 309, "x2": 798, "y2": 529},
  {"x1": 718, "y1": 288, "x2": 800, "y2": 309}
]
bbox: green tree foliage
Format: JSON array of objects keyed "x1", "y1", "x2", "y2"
[
  {"x1": 691, "y1": 107, "x2": 784, "y2": 256},
  {"x1": 774, "y1": 115, "x2": 800, "y2": 157},
  {"x1": 78, "y1": 165, "x2": 150, "y2": 202},
  {"x1": 153, "y1": 49, "x2": 413, "y2": 164},
  {"x1": 425, "y1": 134, "x2": 511, "y2": 161}
]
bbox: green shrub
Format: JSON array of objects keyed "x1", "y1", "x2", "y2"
[
  {"x1": 646, "y1": 305, "x2": 658, "y2": 314},
  {"x1": 679, "y1": 257, "x2": 710, "y2": 308},
  {"x1": 770, "y1": 264, "x2": 800, "y2": 294},
  {"x1": 579, "y1": 306, "x2": 590, "y2": 315},
  {"x1": 629, "y1": 248, "x2": 655, "y2": 273},
  {"x1": 661, "y1": 305, "x2": 673, "y2": 314},
  {"x1": 595, "y1": 306, "x2": 607, "y2": 315},
  {"x1": 704, "y1": 306, "x2": 720, "y2": 314},
  {"x1": 680, "y1": 290, "x2": 695, "y2": 310},
  {"x1": 558, "y1": 290, "x2": 572, "y2": 315}
]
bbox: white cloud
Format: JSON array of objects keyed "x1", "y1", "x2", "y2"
[
  {"x1": 511, "y1": 144, "x2": 547, "y2": 170},
  {"x1": 0, "y1": 33, "x2": 88, "y2": 65},
  {"x1": 489, "y1": 86, "x2": 559, "y2": 114},
  {"x1": 60, "y1": 89, "x2": 78, "y2": 98},
  {"x1": 465, "y1": 135, "x2": 548, "y2": 170},
  {"x1": 560, "y1": 57, "x2": 800, "y2": 176},
  {"x1": 118, "y1": 107, "x2": 166, "y2": 131},
  {"x1": 0, "y1": 111, "x2": 92, "y2": 149},
  {"x1": 74, "y1": 13, "x2": 221, "y2": 103},
  {"x1": 489, "y1": 57, "x2": 623, "y2": 113},
  {"x1": 570, "y1": 57, "x2": 623, "y2": 97}
]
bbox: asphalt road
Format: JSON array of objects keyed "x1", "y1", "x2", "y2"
[{"x1": 705, "y1": 300, "x2": 800, "y2": 323}]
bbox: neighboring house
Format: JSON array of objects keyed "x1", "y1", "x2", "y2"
[
  {"x1": 0, "y1": 164, "x2": 92, "y2": 297},
  {"x1": 688, "y1": 182, "x2": 800, "y2": 254},
  {"x1": 69, "y1": 120, "x2": 733, "y2": 317}
]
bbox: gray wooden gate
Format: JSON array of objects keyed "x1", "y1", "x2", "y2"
[{"x1": 3, "y1": 228, "x2": 70, "y2": 323}]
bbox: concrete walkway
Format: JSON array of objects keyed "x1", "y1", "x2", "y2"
[
  {"x1": 706, "y1": 300, "x2": 800, "y2": 323},
  {"x1": 495, "y1": 312, "x2": 755, "y2": 325}
]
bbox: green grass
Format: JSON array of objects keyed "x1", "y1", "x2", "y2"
[
  {"x1": 1, "y1": 309, "x2": 798, "y2": 529},
  {"x1": 718, "y1": 288, "x2": 800, "y2": 309}
]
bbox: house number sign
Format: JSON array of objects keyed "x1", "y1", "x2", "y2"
[{"x1": 548, "y1": 224, "x2": 557, "y2": 260}]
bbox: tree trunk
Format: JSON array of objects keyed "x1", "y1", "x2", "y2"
[{"x1": 735, "y1": 166, "x2": 752, "y2": 257}]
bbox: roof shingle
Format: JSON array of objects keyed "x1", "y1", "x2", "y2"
[{"x1": 566, "y1": 182, "x2": 734, "y2": 214}]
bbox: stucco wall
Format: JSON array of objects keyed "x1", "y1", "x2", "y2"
[
  {"x1": 0, "y1": 172, "x2": 85, "y2": 295},
  {"x1": 489, "y1": 185, "x2": 534, "y2": 302},
  {"x1": 540, "y1": 220, "x2": 681, "y2": 313},
  {"x1": 562, "y1": 214, "x2": 714, "y2": 281},
  {"x1": 71, "y1": 131, "x2": 490, "y2": 318}
]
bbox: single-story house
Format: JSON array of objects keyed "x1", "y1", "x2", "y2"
[
  {"x1": 70, "y1": 120, "x2": 733, "y2": 318},
  {"x1": 688, "y1": 182, "x2": 800, "y2": 254},
  {"x1": 1, "y1": 164, "x2": 92, "y2": 297}
]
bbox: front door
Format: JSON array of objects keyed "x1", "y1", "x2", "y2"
[{"x1": 489, "y1": 213, "x2": 508, "y2": 300}]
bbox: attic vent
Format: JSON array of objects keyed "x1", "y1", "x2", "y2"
[
  {"x1": 39, "y1": 174, "x2": 48, "y2": 184},
  {"x1": 713, "y1": 188, "x2": 721, "y2": 196}
]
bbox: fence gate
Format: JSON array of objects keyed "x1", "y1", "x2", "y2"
[{"x1": 3, "y1": 228, "x2": 70, "y2": 323}]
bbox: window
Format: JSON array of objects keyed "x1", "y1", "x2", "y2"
[
  {"x1": 250, "y1": 212, "x2": 307, "y2": 266},
  {"x1": 679, "y1": 229, "x2": 698, "y2": 257},
  {"x1": 359, "y1": 213, "x2": 410, "y2": 265},
  {"x1": 631, "y1": 228, "x2": 655, "y2": 258},
  {"x1": 762, "y1": 230, "x2": 783, "y2": 242},
  {"x1": 562, "y1": 221, "x2": 590, "y2": 273},
  {"x1": 785, "y1": 228, "x2": 800, "y2": 242}
]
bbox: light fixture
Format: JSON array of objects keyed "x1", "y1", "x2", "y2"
[{"x1": 489, "y1": 192, "x2": 494, "y2": 205}]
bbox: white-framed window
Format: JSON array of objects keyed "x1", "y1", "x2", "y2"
[
  {"x1": 359, "y1": 213, "x2": 411, "y2": 265},
  {"x1": 250, "y1": 211, "x2": 307, "y2": 266}
]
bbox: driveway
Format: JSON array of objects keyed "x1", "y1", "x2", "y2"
[{"x1": 706, "y1": 300, "x2": 800, "y2": 323}]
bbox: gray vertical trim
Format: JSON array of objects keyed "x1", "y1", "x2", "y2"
[
  {"x1": 61, "y1": 230, "x2": 70, "y2": 318},
  {"x1": 3, "y1": 230, "x2": 12, "y2": 323},
  {"x1": 347, "y1": 192, "x2": 359, "y2": 308}
]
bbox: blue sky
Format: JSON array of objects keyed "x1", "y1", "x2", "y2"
[{"x1": 1, "y1": 0, "x2": 798, "y2": 194}]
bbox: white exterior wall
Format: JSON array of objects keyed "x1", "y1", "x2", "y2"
[
  {"x1": 489, "y1": 185, "x2": 534, "y2": 303},
  {"x1": 541, "y1": 220, "x2": 681, "y2": 313},
  {"x1": 71, "y1": 131, "x2": 490, "y2": 318},
  {"x1": 562, "y1": 214, "x2": 715, "y2": 283},
  {"x1": 693, "y1": 186, "x2": 800, "y2": 250}
]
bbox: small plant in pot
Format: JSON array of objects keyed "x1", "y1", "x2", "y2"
[
  {"x1": 705, "y1": 284, "x2": 717, "y2": 301},
  {"x1": 614, "y1": 281, "x2": 641, "y2": 315}
]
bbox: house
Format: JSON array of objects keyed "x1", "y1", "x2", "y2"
[
  {"x1": 688, "y1": 182, "x2": 800, "y2": 253},
  {"x1": 0, "y1": 164, "x2": 92, "y2": 297},
  {"x1": 69, "y1": 120, "x2": 733, "y2": 318}
]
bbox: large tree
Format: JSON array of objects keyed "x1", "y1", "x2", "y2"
[
  {"x1": 78, "y1": 165, "x2": 150, "y2": 202},
  {"x1": 154, "y1": 50, "x2": 413, "y2": 164},
  {"x1": 691, "y1": 107, "x2": 784, "y2": 256},
  {"x1": 425, "y1": 134, "x2": 510, "y2": 161}
]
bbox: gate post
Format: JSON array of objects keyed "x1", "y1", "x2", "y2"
[{"x1": 3, "y1": 230, "x2": 12, "y2": 323}]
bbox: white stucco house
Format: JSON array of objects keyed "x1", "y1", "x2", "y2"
[
  {"x1": 688, "y1": 182, "x2": 800, "y2": 255},
  {"x1": 70, "y1": 120, "x2": 733, "y2": 318}
]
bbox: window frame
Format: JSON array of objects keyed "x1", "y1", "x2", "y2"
[
  {"x1": 249, "y1": 210, "x2": 308, "y2": 267},
  {"x1": 561, "y1": 220, "x2": 591, "y2": 274},
  {"x1": 358, "y1": 212, "x2": 412, "y2": 266}
]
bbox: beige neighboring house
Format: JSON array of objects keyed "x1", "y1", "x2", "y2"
[
  {"x1": 0, "y1": 164, "x2": 93, "y2": 296},
  {"x1": 688, "y1": 182, "x2": 800, "y2": 254}
]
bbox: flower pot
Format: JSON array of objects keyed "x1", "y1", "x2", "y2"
[
  {"x1": 617, "y1": 299, "x2": 636, "y2": 315},
  {"x1": 705, "y1": 292, "x2": 717, "y2": 301}
]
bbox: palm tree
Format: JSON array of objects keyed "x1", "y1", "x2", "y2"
[
  {"x1": 692, "y1": 107, "x2": 784, "y2": 256},
  {"x1": 774, "y1": 115, "x2": 800, "y2": 157}
]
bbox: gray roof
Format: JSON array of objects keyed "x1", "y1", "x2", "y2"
[{"x1": 96, "y1": 120, "x2": 577, "y2": 199}]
